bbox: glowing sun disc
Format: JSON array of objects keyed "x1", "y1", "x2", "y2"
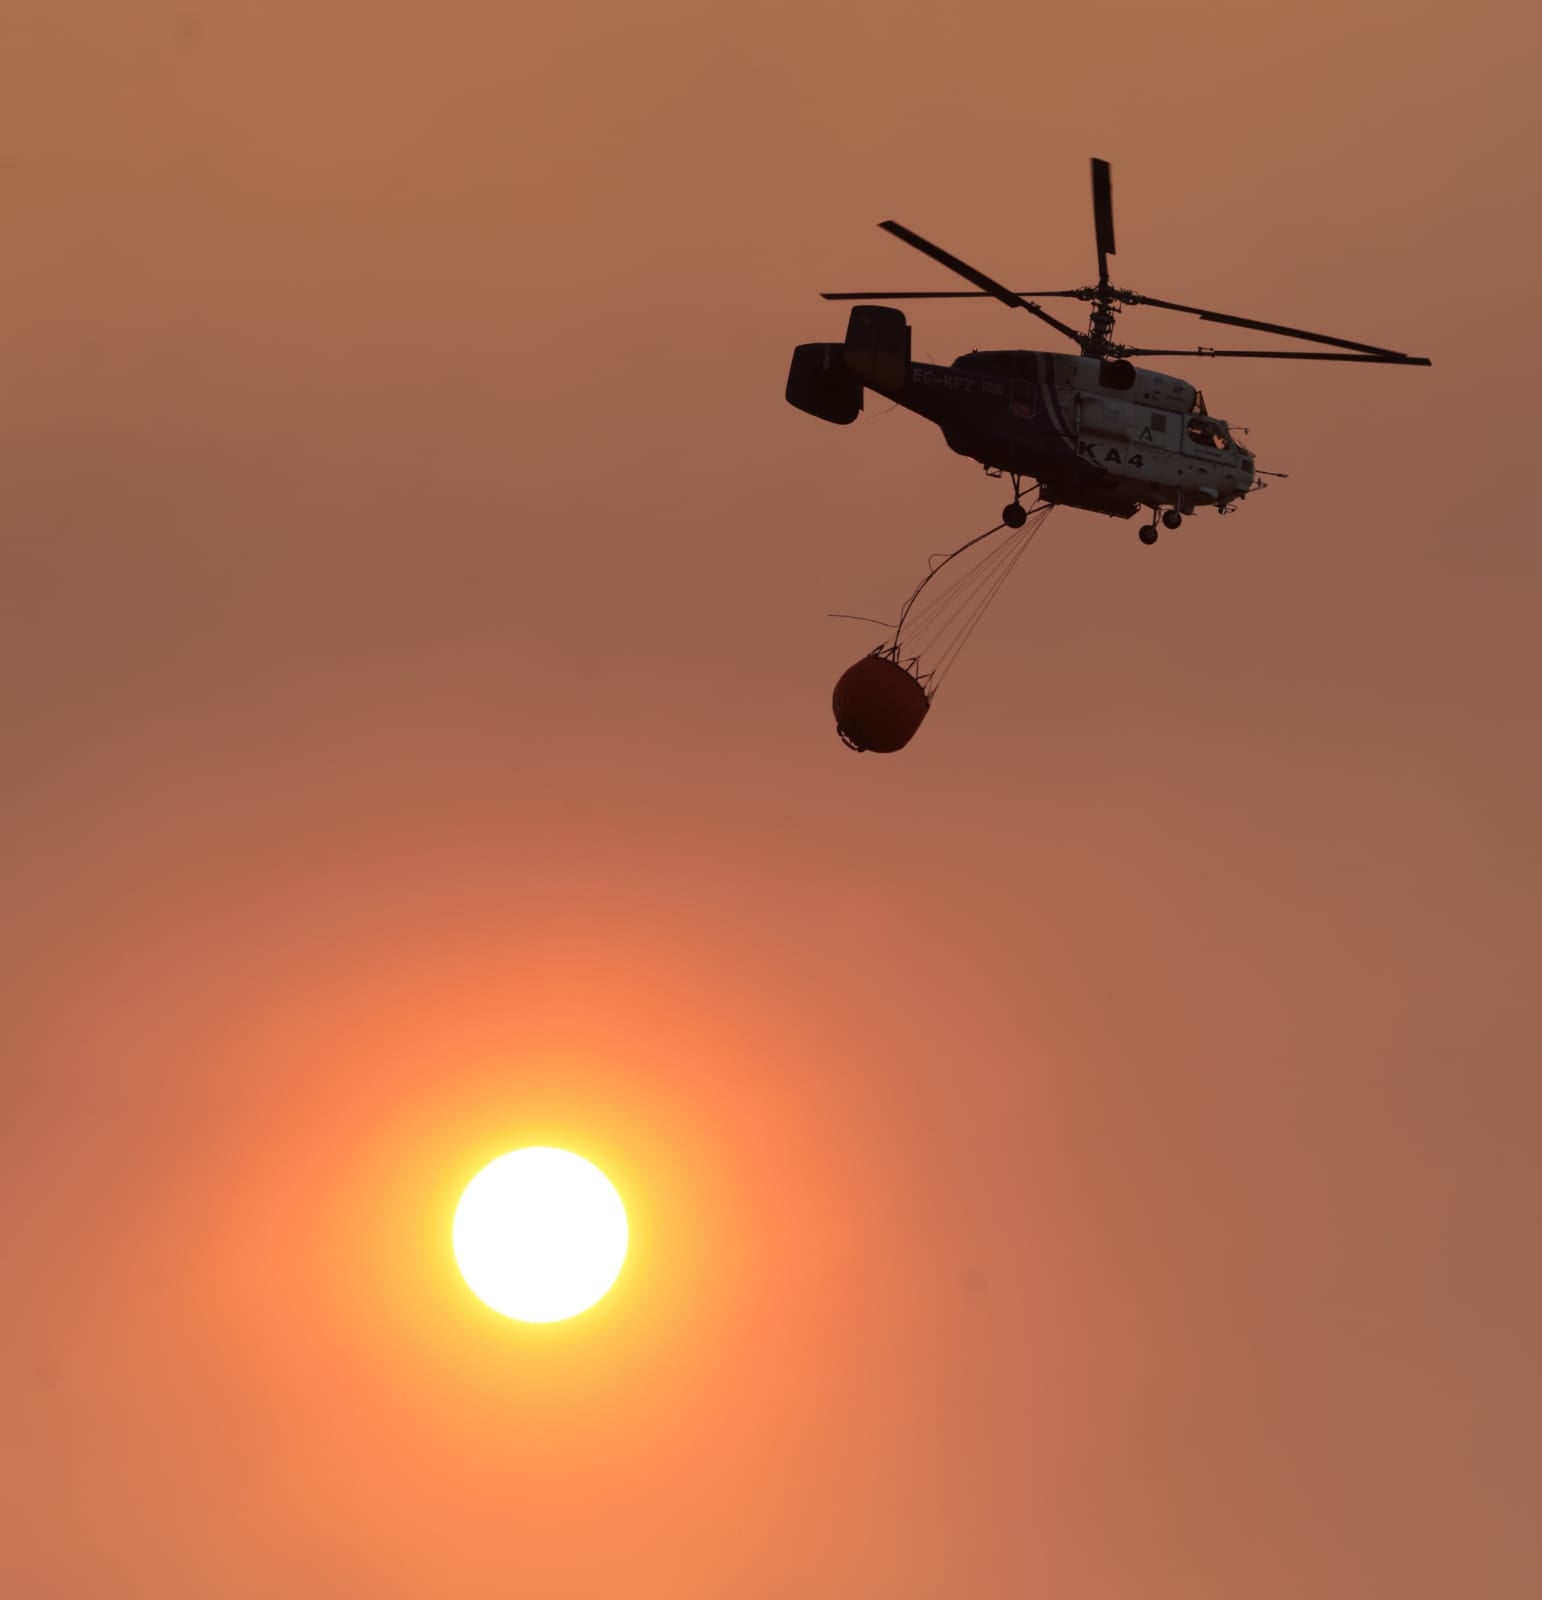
[{"x1": 453, "y1": 1148, "x2": 628, "y2": 1323}]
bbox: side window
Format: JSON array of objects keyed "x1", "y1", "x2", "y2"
[
  {"x1": 1010, "y1": 380, "x2": 1035, "y2": 418},
  {"x1": 1149, "y1": 412, "x2": 1168, "y2": 433}
]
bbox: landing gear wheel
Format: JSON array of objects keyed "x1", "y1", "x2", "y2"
[
  {"x1": 1138, "y1": 524, "x2": 1159, "y2": 546},
  {"x1": 1162, "y1": 509, "x2": 1183, "y2": 530},
  {"x1": 1002, "y1": 502, "x2": 1028, "y2": 529}
]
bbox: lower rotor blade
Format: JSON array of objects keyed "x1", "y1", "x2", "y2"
[
  {"x1": 820, "y1": 289, "x2": 1084, "y2": 301},
  {"x1": 1122, "y1": 347, "x2": 1432, "y2": 364},
  {"x1": 1129, "y1": 293, "x2": 1412, "y2": 357}
]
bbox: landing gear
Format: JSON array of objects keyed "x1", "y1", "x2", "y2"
[
  {"x1": 1140, "y1": 507, "x2": 1182, "y2": 544},
  {"x1": 1001, "y1": 472, "x2": 1030, "y2": 528}
]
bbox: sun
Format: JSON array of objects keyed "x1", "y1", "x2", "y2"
[{"x1": 452, "y1": 1147, "x2": 629, "y2": 1323}]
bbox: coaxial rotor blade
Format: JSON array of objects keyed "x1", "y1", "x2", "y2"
[
  {"x1": 820, "y1": 288, "x2": 1085, "y2": 301},
  {"x1": 1122, "y1": 347, "x2": 1433, "y2": 364},
  {"x1": 1126, "y1": 293, "x2": 1417, "y2": 358},
  {"x1": 877, "y1": 221, "x2": 1084, "y2": 344},
  {"x1": 1092, "y1": 158, "x2": 1116, "y2": 284}
]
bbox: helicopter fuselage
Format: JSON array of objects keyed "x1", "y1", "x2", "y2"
[
  {"x1": 791, "y1": 160, "x2": 1428, "y2": 547},
  {"x1": 789, "y1": 306, "x2": 1256, "y2": 521},
  {"x1": 905, "y1": 350, "x2": 1254, "y2": 519}
]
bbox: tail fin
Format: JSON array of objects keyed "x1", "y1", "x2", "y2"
[
  {"x1": 842, "y1": 305, "x2": 911, "y2": 397},
  {"x1": 786, "y1": 343, "x2": 862, "y2": 425}
]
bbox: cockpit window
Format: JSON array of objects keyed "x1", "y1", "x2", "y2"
[{"x1": 1186, "y1": 417, "x2": 1232, "y2": 451}]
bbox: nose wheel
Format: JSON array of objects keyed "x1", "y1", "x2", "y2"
[{"x1": 1138, "y1": 523, "x2": 1159, "y2": 545}]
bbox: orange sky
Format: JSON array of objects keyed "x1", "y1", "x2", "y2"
[{"x1": 3, "y1": 3, "x2": 1540, "y2": 1596}]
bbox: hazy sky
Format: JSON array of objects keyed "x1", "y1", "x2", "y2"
[{"x1": 4, "y1": 3, "x2": 1539, "y2": 1596}]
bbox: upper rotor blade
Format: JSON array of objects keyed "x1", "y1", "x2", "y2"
[
  {"x1": 1092, "y1": 158, "x2": 1115, "y2": 283},
  {"x1": 1129, "y1": 292, "x2": 1416, "y2": 358},
  {"x1": 1122, "y1": 347, "x2": 1433, "y2": 364},
  {"x1": 877, "y1": 220, "x2": 1083, "y2": 343},
  {"x1": 820, "y1": 288, "x2": 1084, "y2": 301}
]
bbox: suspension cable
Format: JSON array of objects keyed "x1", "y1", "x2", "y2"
[{"x1": 881, "y1": 504, "x2": 1053, "y2": 693}]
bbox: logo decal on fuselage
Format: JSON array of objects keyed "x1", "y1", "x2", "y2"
[{"x1": 1076, "y1": 441, "x2": 1146, "y2": 467}]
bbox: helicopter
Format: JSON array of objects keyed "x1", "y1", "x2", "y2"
[{"x1": 786, "y1": 158, "x2": 1430, "y2": 545}]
